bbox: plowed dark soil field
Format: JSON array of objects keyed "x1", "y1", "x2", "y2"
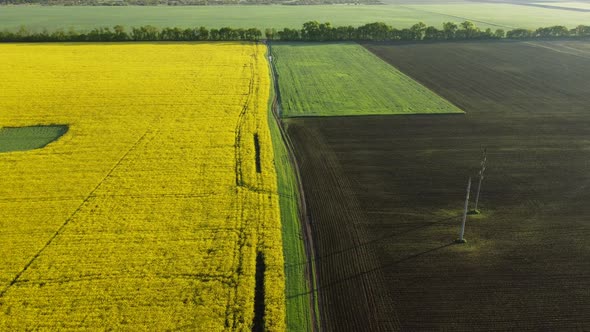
[{"x1": 287, "y1": 41, "x2": 590, "y2": 331}]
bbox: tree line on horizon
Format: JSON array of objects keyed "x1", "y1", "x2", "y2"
[{"x1": 1, "y1": 21, "x2": 589, "y2": 42}]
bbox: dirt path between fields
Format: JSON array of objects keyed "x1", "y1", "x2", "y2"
[{"x1": 266, "y1": 41, "x2": 321, "y2": 332}]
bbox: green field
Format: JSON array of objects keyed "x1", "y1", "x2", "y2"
[
  {"x1": 0, "y1": 5, "x2": 451, "y2": 31},
  {"x1": 270, "y1": 42, "x2": 462, "y2": 117},
  {"x1": 0, "y1": 125, "x2": 68, "y2": 153},
  {"x1": 403, "y1": 3, "x2": 590, "y2": 29},
  {"x1": 1, "y1": 4, "x2": 588, "y2": 32},
  {"x1": 540, "y1": 2, "x2": 590, "y2": 10},
  {"x1": 267, "y1": 70, "x2": 315, "y2": 331}
]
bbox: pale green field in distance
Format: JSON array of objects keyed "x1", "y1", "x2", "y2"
[
  {"x1": 534, "y1": 1, "x2": 590, "y2": 10},
  {"x1": 271, "y1": 42, "x2": 463, "y2": 117},
  {"x1": 0, "y1": 4, "x2": 589, "y2": 32},
  {"x1": 0, "y1": 5, "x2": 458, "y2": 31},
  {"x1": 403, "y1": 3, "x2": 590, "y2": 29}
]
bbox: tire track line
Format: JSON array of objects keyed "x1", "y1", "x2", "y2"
[
  {"x1": 400, "y1": 5, "x2": 516, "y2": 29},
  {"x1": 230, "y1": 45, "x2": 261, "y2": 329},
  {"x1": 0, "y1": 124, "x2": 159, "y2": 300},
  {"x1": 295, "y1": 125, "x2": 401, "y2": 332}
]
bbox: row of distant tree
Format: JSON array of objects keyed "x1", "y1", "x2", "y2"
[
  {"x1": 270, "y1": 21, "x2": 590, "y2": 41},
  {"x1": 1, "y1": 21, "x2": 589, "y2": 42},
  {"x1": 0, "y1": 25, "x2": 260, "y2": 41}
]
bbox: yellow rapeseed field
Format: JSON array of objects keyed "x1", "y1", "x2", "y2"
[{"x1": 0, "y1": 42, "x2": 285, "y2": 330}]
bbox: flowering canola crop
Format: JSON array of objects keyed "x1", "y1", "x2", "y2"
[{"x1": 0, "y1": 42, "x2": 285, "y2": 330}]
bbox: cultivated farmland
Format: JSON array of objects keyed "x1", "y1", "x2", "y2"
[
  {"x1": 538, "y1": 2, "x2": 590, "y2": 10},
  {"x1": 267, "y1": 77, "x2": 315, "y2": 332},
  {"x1": 0, "y1": 43, "x2": 287, "y2": 330},
  {"x1": 0, "y1": 5, "x2": 454, "y2": 32},
  {"x1": 2, "y1": 3, "x2": 589, "y2": 32},
  {"x1": 287, "y1": 41, "x2": 590, "y2": 330},
  {"x1": 401, "y1": 3, "x2": 590, "y2": 29},
  {"x1": 271, "y1": 42, "x2": 461, "y2": 117}
]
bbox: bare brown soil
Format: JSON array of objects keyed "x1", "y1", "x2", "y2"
[{"x1": 286, "y1": 41, "x2": 590, "y2": 331}]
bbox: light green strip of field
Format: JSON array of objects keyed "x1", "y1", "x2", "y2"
[
  {"x1": 267, "y1": 77, "x2": 314, "y2": 330},
  {"x1": 538, "y1": 2, "x2": 590, "y2": 10},
  {"x1": 0, "y1": 5, "x2": 455, "y2": 32},
  {"x1": 0, "y1": 125, "x2": 68, "y2": 153},
  {"x1": 403, "y1": 3, "x2": 590, "y2": 29},
  {"x1": 1, "y1": 3, "x2": 588, "y2": 32},
  {"x1": 269, "y1": 115, "x2": 314, "y2": 332},
  {"x1": 271, "y1": 42, "x2": 462, "y2": 117},
  {"x1": 6, "y1": 2, "x2": 589, "y2": 33}
]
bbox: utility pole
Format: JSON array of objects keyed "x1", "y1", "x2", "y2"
[
  {"x1": 472, "y1": 148, "x2": 487, "y2": 214},
  {"x1": 456, "y1": 177, "x2": 471, "y2": 244}
]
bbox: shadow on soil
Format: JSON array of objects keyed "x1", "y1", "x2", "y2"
[
  {"x1": 286, "y1": 213, "x2": 461, "y2": 270},
  {"x1": 287, "y1": 242, "x2": 455, "y2": 299}
]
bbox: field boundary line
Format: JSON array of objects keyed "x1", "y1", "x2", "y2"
[
  {"x1": 523, "y1": 41, "x2": 590, "y2": 59},
  {"x1": 361, "y1": 42, "x2": 467, "y2": 115},
  {"x1": 501, "y1": 1, "x2": 590, "y2": 13},
  {"x1": 0, "y1": 125, "x2": 158, "y2": 299},
  {"x1": 266, "y1": 41, "x2": 321, "y2": 332},
  {"x1": 399, "y1": 5, "x2": 516, "y2": 29}
]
